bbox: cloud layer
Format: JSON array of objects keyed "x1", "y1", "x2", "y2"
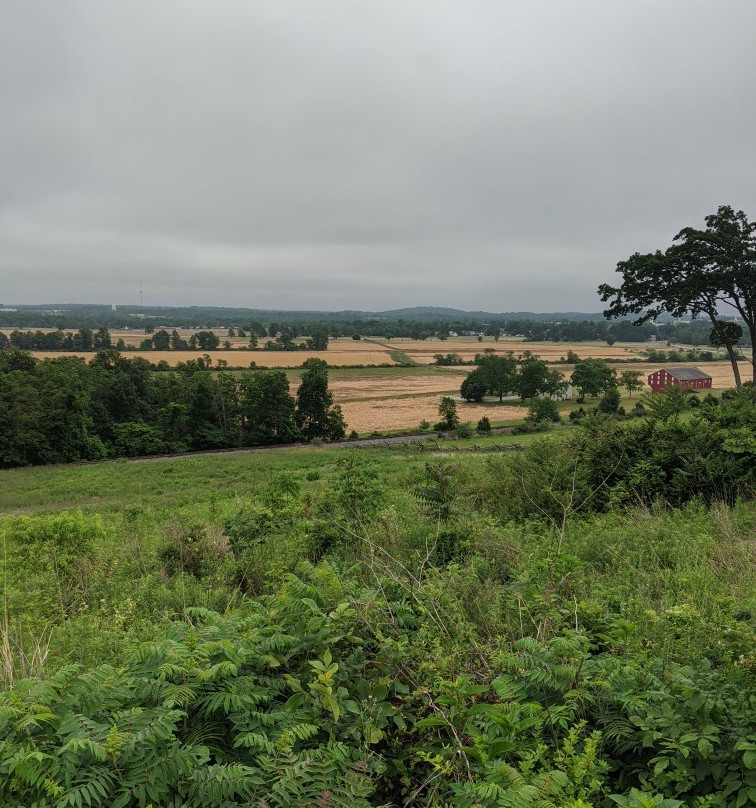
[{"x1": 2, "y1": 1, "x2": 755, "y2": 310}]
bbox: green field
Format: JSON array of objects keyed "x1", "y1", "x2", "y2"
[{"x1": 1, "y1": 395, "x2": 754, "y2": 807}]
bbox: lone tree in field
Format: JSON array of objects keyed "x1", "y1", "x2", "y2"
[
  {"x1": 598, "y1": 205, "x2": 755, "y2": 388},
  {"x1": 571, "y1": 358, "x2": 616, "y2": 400},
  {"x1": 436, "y1": 397, "x2": 459, "y2": 431},
  {"x1": 619, "y1": 369, "x2": 644, "y2": 398}
]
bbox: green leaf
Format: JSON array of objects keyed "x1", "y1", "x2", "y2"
[{"x1": 698, "y1": 738, "x2": 714, "y2": 757}]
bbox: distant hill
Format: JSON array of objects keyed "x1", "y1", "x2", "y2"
[
  {"x1": 366, "y1": 307, "x2": 605, "y2": 322},
  {"x1": 1, "y1": 303, "x2": 605, "y2": 324}
]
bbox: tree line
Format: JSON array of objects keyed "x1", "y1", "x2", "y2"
[
  {"x1": 459, "y1": 355, "x2": 648, "y2": 403},
  {"x1": 0, "y1": 350, "x2": 346, "y2": 467},
  {"x1": 3, "y1": 317, "x2": 738, "y2": 348},
  {"x1": 0, "y1": 325, "x2": 330, "y2": 353}
]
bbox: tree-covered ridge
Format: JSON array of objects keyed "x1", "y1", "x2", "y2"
[{"x1": 0, "y1": 348, "x2": 345, "y2": 467}]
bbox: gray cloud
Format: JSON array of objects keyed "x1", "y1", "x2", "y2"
[{"x1": 2, "y1": 0, "x2": 755, "y2": 311}]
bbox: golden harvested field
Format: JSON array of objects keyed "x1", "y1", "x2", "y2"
[
  {"x1": 331, "y1": 361, "x2": 747, "y2": 433},
  {"x1": 327, "y1": 339, "x2": 396, "y2": 352},
  {"x1": 29, "y1": 349, "x2": 397, "y2": 367},
  {"x1": 340, "y1": 397, "x2": 531, "y2": 433},
  {"x1": 324, "y1": 373, "x2": 467, "y2": 401},
  {"x1": 395, "y1": 339, "x2": 648, "y2": 364}
]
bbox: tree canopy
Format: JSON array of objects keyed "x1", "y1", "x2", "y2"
[
  {"x1": 571, "y1": 359, "x2": 617, "y2": 399},
  {"x1": 295, "y1": 358, "x2": 346, "y2": 441},
  {"x1": 598, "y1": 205, "x2": 754, "y2": 388}
]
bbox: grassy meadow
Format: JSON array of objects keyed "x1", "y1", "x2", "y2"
[
  {"x1": 1, "y1": 397, "x2": 754, "y2": 805},
  {"x1": 2, "y1": 425, "x2": 752, "y2": 678}
]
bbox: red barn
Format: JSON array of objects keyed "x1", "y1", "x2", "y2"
[{"x1": 647, "y1": 366, "x2": 713, "y2": 393}]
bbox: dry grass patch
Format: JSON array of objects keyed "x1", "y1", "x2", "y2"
[
  {"x1": 29, "y1": 349, "x2": 397, "y2": 367},
  {"x1": 325, "y1": 373, "x2": 468, "y2": 401},
  {"x1": 340, "y1": 395, "x2": 530, "y2": 433},
  {"x1": 395, "y1": 339, "x2": 648, "y2": 364}
]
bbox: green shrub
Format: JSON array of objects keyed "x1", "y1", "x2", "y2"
[
  {"x1": 455, "y1": 421, "x2": 474, "y2": 438},
  {"x1": 599, "y1": 386, "x2": 621, "y2": 413},
  {"x1": 159, "y1": 521, "x2": 226, "y2": 578},
  {"x1": 2, "y1": 511, "x2": 107, "y2": 617},
  {"x1": 528, "y1": 396, "x2": 561, "y2": 423}
]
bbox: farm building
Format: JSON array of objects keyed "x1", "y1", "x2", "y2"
[
  {"x1": 647, "y1": 366, "x2": 712, "y2": 393},
  {"x1": 549, "y1": 383, "x2": 573, "y2": 401}
]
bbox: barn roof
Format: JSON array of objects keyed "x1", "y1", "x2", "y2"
[{"x1": 663, "y1": 366, "x2": 712, "y2": 381}]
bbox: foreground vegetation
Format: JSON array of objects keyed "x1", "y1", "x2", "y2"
[{"x1": 0, "y1": 389, "x2": 754, "y2": 807}]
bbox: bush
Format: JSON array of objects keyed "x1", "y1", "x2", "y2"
[
  {"x1": 598, "y1": 386, "x2": 621, "y2": 414},
  {"x1": 2, "y1": 511, "x2": 106, "y2": 619},
  {"x1": 160, "y1": 521, "x2": 227, "y2": 577},
  {"x1": 456, "y1": 421, "x2": 474, "y2": 439},
  {"x1": 476, "y1": 416, "x2": 492, "y2": 433},
  {"x1": 512, "y1": 421, "x2": 549, "y2": 435},
  {"x1": 528, "y1": 396, "x2": 561, "y2": 423},
  {"x1": 436, "y1": 396, "x2": 459, "y2": 430}
]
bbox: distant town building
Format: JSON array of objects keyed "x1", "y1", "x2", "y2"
[
  {"x1": 647, "y1": 367, "x2": 712, "y2": 393},
  {"x1": 549, "y1": 384, "x2": 573, "y2": 401}
]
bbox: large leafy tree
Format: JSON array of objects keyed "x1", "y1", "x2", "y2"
[
  {"x1": 517, "y1": 358, "x2": 550, "y2": 401},
  {"x1": 460, "y1": 368, "x2": 488, "y2": 402},
  {"x1": 571, "y1": 358, "x2": 617, "y2": 400},
  {"x1": 477, "y1": 353, "x2": 517, "y2": 401},
  {"x1": 295, "y1": 358, "x2": 346, "y2": 440},
  {"x1": 241, "y1": 370, "x2": 300, "y2": 445},
  {"x1": 599, "y1": 205, "x2": 755, "y2": 388}
]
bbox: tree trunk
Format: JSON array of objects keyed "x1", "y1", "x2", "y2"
[
  {"x1": 724, "y1": 343, "x2": 743, "y2": 389},
  {"x1": 707, "y1": 311, "x2": 742, "y2": 389}
]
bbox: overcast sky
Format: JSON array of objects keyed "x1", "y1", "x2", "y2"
[{"x1": 1, "y1": 1, "x2": 755, "y2": 312}]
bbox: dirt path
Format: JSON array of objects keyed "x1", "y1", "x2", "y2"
[{"x1": 128, "y1": 428, "x2": 518, "y2": 462}]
